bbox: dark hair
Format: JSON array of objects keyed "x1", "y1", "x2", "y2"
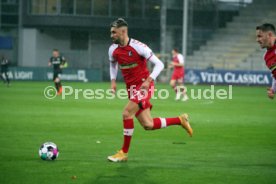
[
  {"x1": 53, "y1": 49, "x2": 59, "y2": 52},
  {"x1": 172, "y1": 48, "x2": 179, "y2": 53},
  {"x1": 256, "y1": 23, "x2": 276, "y2": 34},
  {"x1": 110, "y1": 18, "x2": 128, "y2": 28}
]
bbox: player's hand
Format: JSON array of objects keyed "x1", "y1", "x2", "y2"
[
  {"x1": 140, "y1": 81, "x2": 150, "y2": 92},
  {"x1": 111, "y1": 79, "x2": 117, "y2": 94},
  {"x1": 60, "y1": 63, "x2": 68, "y2": 68},
  {"x1": 140, "y1": 77, "x2": 152, "y2": 91},
  {"x1": 267, "y1": 87, "x2": 275, "y2": 99},
  {"x1": 168, "y1": 63, "x2": 174, "y2": 68},
  {"x1": 139, "y1": 81, "x2": 149, "y2": 98}
]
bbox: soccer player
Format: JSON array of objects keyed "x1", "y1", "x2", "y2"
[
  {"x1": 169, "y1": 48, "x2": 188, "y2": 101},
  {"x1": 0, "y1": 55, "x2": 10, "y2": 86},
  {"x1": 107, "y1": 18, "x2": 193, "y2": 162},
  {"x1": 48, "y1": 49, "x2": 67, "y2": 95},
  {"x1": 256, "y1": 23, "x2": 276, "y2": 99}
]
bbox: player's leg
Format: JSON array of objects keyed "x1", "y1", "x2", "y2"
[
  {"x1": 136, "y1": 108, "x2": 153, "y2": 129},
  {"x1": 181, "y1": 69, "x2": 189, "y2": 101},
  {"x1": 136, "y1": 108, "x2": 193, "y2": 136},
  {"x1": 56, "y1": 77, "x2": 62, "y2": 94},
  {"x1": 170, "y1": 79, "x2": 181, "y2": 100},
  {"x1": 53, "y1": 73, "x2": 59, "y2": 91},
  {"x1": 57, "y1": 73, "x2": 62, "y2": 93},
  {"x1": 0, "y1": 72, "x2": 5, "y2": 83},
  {"x1": 176, "y1": 78, "x2": 188, "y2": 101},
  {"x1": 121, "y1": 100, "x2": 139, "y2": 153},
  {"x1": 4, "y1": 72, "x2": 10, "y2": 85},
  {"x1": 54, "y1": 75, "x2": 62, "y2": 95},
  {"x1": 170, "y1": 79, "x2": 176, "y2": 91},
  {"x1": 107, "y1": 100, "x2": 139, "y2": 162}
]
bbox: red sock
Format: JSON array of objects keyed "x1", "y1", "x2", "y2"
[
  {"x1": 152, "y1": 117, "x2": 181, "y2": 130},
  {"x1": 166, "y1": 117, "x2": 181, "y2": 126},
  {"x1": 121, "y1": 119, "x2": 134, "y2": 153},
  {"x1": 153, "y1": 118, "x2": 161, "y2": 129}
]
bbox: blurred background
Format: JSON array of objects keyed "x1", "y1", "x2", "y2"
[{"x1": 0, "y1": 0, "x2": 275, "y2": 82}]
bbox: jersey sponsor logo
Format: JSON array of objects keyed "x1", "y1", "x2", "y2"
[
  {"x1": 119, "y1": 62, "x2": 138, "y2": 69},
  {"x1": 52, "y1": 61, "x2": 61, "y2": 64}
]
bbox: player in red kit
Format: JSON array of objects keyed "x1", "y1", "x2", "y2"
[
  {"x1": 256, "y1": 23, "x2": 276, "y2": 99},
  {"x1": 107, "y1": 18, "x2": 193, "y2": 162},
  {"x1": 169, "y1": 48, "x2": 188, "y2": 101}
]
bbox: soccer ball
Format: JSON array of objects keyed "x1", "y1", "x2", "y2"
[{"x1": 39, "y1": 142, "x2": 59, "y2": 160}]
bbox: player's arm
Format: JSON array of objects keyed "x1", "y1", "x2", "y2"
[
  {"x1": 5, "y1": 59, "x2": 9, "y2": 65},
  {"x1": 170, "y1": 62, "x2": 184, "y2": 67},
  {"x1": 267, "y1": 77, "x2": 276, "y2": 99},
  {"x1": 170, "y1": 54, "x2": 184, "y2": 67},
  {"x1": 48, "y1": 60, "x2": 52, "y2": 67},
  {"x1": 141, "y1": 54, "x2": 164, "y2": 90},
  {"x1": 109, "y1": 45, "x2": 118, "y2": 92},
  {"x1": 60, "y1": 56, "x2": 68, "y2": 68},
  {"x1": 134, "y1": 41, "x2": 164, "y2": 90},
  {"x1": 169, "y1": 62, "x2": 183, "y2": 68},
  {"x1": 267, "y1": 70, "x2": 276, "y2": 99},
  {"x1": 110, "y1": 61, "x2": 118, "y2": 92}
]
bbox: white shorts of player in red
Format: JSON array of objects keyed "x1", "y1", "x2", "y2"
[{"x1": 127, "y1": 82, "x2": 155, "y2": 117}]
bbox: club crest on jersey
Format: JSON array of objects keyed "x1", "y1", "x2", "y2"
[{"x1": 128, "y1": 51, "x2": 133, "y2": 56}]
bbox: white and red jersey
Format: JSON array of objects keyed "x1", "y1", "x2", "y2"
[
  {"x1": 172, "y1": 53, "x2": 184, "y2": 75},
  {"x1": 264, "y1": 43, "x2": 276, "y2": 79},
  {"x1": 109, "y1": 38, "x2": 153, "y2": 87}
]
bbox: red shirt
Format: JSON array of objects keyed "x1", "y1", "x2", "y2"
[
  {"x1": 109, "y1": 38, "x2": 153, "y2": 87},
  {"x1": 264, "y1": 43, "x2": 276, "y2": 79},
  {"x1": 172, "y1": 53, "x2": 184, "y2": 75}
]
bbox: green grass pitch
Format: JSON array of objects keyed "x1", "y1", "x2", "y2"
[{"x1": 0, "y1": 81, "x2": 275, "y2": 184}]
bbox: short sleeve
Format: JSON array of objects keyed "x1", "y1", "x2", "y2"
[{"x1": 177, "y1": 54, "x2": 184, "y2": 65}]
